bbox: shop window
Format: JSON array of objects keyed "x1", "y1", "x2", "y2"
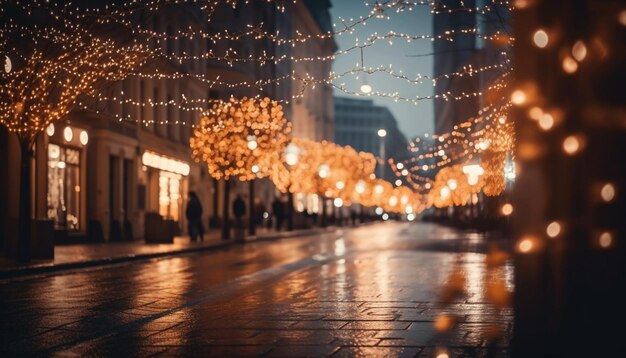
[
  {"x1": 158, "y1": 171, "x2": 181, "y2": 221},
  {"x1": 47, "y1": 144, "x2": 81, "y2": 230}
]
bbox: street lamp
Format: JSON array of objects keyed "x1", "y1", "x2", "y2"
[
  {"x1": 285, "y1": 143, "x2": 300, "y2": 231},
  {"x1": 317, "y1": 163, "x2": 331, "y2": 226},
  {"x1": 247, "y1": 135, "x2": 258, "y2": 236},
  {"x1": 462, "y1": 164, "x2": 484, "y2": 186},
  {"x1": 246, "y1": 135, "x2": 258, "y2": 150},
  {"x1": 377, "y1": 129, "x2": 387, "y2": 180},
  {"x1": 285, "y1": 143, "x2": 300, "y2": 166},
  {"x1": 318, "y1": 164, "x2": 330, "y2": 179}
]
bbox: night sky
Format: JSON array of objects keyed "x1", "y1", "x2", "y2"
[{"x1": 330, "y1": 1, "x2": 435, "y2": 139}]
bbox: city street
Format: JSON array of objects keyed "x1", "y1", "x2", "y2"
[{"x1": 0, "y1": 222, "x2": 512, "y2": 357}]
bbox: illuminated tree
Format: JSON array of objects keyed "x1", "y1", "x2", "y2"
[
  {"x1": 0, "y1": 5, "x2": 151, "y2": 261},
  {"x1": 268, "y1": 138, "x2": 379, "y2": 224},
  {"x1": 190, "y1": 96, "x2": 290, "y2": 238}
]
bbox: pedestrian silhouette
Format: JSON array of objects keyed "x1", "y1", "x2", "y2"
[
  {"x1": 271, "y1": 197, "x2": 285, "y2": 231},
  {"x1": 186, "y1": 191, "x2": 204, "y2": 242},
  {"x1": 233, "y1": 194, "x2": 246, "y2": 228}
]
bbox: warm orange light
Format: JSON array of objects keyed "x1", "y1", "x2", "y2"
[
  {"x1": 546, "y1": 222, "x2": 561, "y2": 238},
  {"x1": 528, "y1": 106, "x2": 543, "y2": 120},
  {"x1": 572, "y1": 41, "x2": 587, "y2": 62},
  {"x1": 190, "y1": 97, "x2": 291, "y2": 181},
  {"x1": 599, "y1": 232, "x2": 613, "y2": 248},
  {"x1": 532, "y1": 29, "x2": 549, "y2": 48},
  {"x1": 513, "y1": 0, "x2": 533, "y2": 10},
  {"x1": 511, "y1": 90, "x2": 527, "y2": 105},
  {"x1": 501, "y1": 203, "x2": 513, "y2": 216},
  {"x1": 562, "y1": 56, "x2": 578, "y2": 74},
  {"x1": 518, "y1": 238, "x2": 535, "y2": 253},
  {"x1": 562, "y1": 135, "x2": 581, "y2": 155},
  {"x1": 434, "y1": 314, "x2": 455, "y2": 332},
  {"x1": 600, "y1": 183, "x2": 616, "y2": 202},
  {"x1": 619, "y1": 10, "x2": 626, "y2": 26},
  {"x1": 538, "y1": 113, "x2": 554, "y2": 130}
]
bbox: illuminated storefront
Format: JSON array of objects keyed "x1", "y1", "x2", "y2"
[
  {"x1": 141, "y1": 151, "x2": 190, "y2": 223},
  {"x1": 45, "y1": 124, "x2": 88, "y2": 231}
]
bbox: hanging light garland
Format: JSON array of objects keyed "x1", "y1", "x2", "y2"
[{"x1": 1, "y1": 0, "x2": 516, "y2": 214}]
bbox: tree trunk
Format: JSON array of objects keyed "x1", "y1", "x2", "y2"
[
  {"x1": 321, "y1": 197, "x2": 327, "y2": 227},
  {"x1": 17, "y1": 137, "x2": 32, "y2": 263},
  {"x1": 212, "y1": 179, "x2": 219, "y2": 227},
  {"x1": 248, "y1": 180, "x2": 255, "y2": 236},
  {"x1": 511, "y1": 1, "x2": 626, "y2": 355},
  {"x1": 287, "y1": 191, "x2": 294, "y2": 231},
  {"x1": 221, "y1": 179, "x2": 230, "y2": 240}
]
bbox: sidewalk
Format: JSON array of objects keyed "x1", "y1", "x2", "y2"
[{"x1": 0, "y1": 226, "x2": 338, "y2": 279}]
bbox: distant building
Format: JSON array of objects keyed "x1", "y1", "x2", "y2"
[
  {"x1": 333, "y1": 97, "x2": 409, "y2": 182},
  {"x1": 433, "y1": 0, "x2": 480, "y2": 135},
  {"x1": 291, "y1": 0, "x2": 337, "y2": 141},
  {"x1": 431, "y1": 0, "x2": 511, "y2": 220},
  {"x1": 432, "y1": 0, "x2": 510, "y2": 135}
]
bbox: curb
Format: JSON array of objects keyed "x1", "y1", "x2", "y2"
[{"x1": 0, "y1": 227, "x2": 339, "y2": 280}]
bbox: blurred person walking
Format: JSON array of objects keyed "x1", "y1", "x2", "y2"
[{"x1": 186, "y1": 191, "x2": 204, "y2": 242}]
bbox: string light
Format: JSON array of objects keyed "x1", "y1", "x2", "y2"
[
  {"x1": 598, "y1": 232, "x2": 613, "y2": 249},
  {"x1": 511, "y1": 89, "x2": 527, "y2": 105},
  {"x1": 562, "y1": 135, "x2": 581, "y2": 155},
  {"x1": 600, "y1": 183, "x2": 616, "y2": 202},
  {"x1": 517, "y1": 236, "x2": 537, "y2": 253},
  {"x1": 189, "y1": 97, "x2": 291, "y2": 181},
  {"x1": 0, "y1": 15, "x2": 151, "y2": 145},
  {"x1": 538, "y1": 113, "x2": 554, "y2": 130},
  {"x1": 1, "y1": 0, "x2": 515, "y2": 217},
  {"x1": 572, "y1": 41, "x2": 587, "y2": 62},
  {"x1": 546, "y1": 222, "x2": 561, "y2": 238},
  {"x1": 562, "y1": 56, "x2": 578, "y2": 74},
  {"x1": 532, "y1": 29, "x2": 549, "y2": 48}
]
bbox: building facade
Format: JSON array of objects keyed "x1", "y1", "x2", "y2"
[
  {"x1": 433, "y1": 0, "x2": 481, "y2": 135},
  {"x1": 432, "y1": 0, "x2": 510, "y2": 135},
  {"x1": 431, "y1": 0, "x2": 511, "y2": 221},
  {"x1": 1, "y1": 1, "x2": 336, "y2": 254},
  {"x1": 334, "y1": 97, "x2": 409, "y2": 183},
  {"x1": 291, "y1": 0, "x2": 336, "y2": 141}
]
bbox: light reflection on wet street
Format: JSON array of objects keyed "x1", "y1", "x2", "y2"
[{"x1": 0, "y1": 222, "x2": 513, "y2": 357}]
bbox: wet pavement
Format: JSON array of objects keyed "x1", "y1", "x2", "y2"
[
  {"x1": 0, "y1": 222, "x2": 513, "y2": 357},
  {"x1": 0, "y1": 227, "x2": 323, "y2": 275}
]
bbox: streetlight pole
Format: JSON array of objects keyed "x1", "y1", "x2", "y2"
[
  {"x1": 222, "y1": 179, "x2": 230, "y2": 240},
  {"x1": 285, "y1": 143, "x2": 300, "y2": 231},
  {"x1": 377, "y1": 128, "x2": 387, "y2": 180},
  {"x1": 248, "y1": 180, "x2": 255, "y2": 236},
  {"x1": 247, "y1": 136, "x2": 257, "y2": 236}
]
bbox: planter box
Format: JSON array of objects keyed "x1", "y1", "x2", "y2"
[
  {"x1": 144, "y1": 212, "x2": 175, "y2": 243},
  {"x1": 2, "y1": 218, "x2": 54, "y2": 260},
  {"x1": 32, "y1": 220, "x2": 54, "y2": 259}
]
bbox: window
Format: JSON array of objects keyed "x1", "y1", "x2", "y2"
[
  {"x1": 47, "y1": 144, "x2": 81, "y2": 230},
  {"x1": 159, "y1": 171, "x2": 181, "y2": 221}
]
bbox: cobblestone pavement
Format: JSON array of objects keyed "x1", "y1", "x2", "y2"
[{"x1": 0, "y1": 222, "x2": 513, "y2": 357}]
